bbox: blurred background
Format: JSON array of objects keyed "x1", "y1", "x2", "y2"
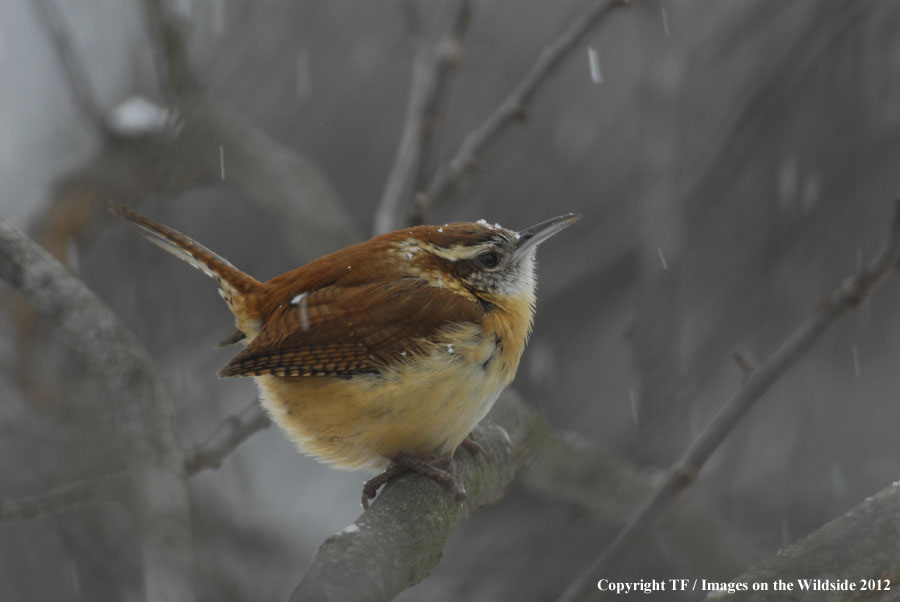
[{"x1": 2, "y1": 0, "x2": 900, "y2": 600}]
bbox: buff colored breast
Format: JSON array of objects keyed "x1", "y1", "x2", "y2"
[{"x1": 255, "y1": 299, "x2": 530, "y2": 471}]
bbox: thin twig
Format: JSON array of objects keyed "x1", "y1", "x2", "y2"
[
  {"x1": 424, "y1": 0, "x2": 627, "y2": 211},
  {"x1": 557, "y1": 199, "x2": 900, "y2": 602},
  {"x1": 0, "y1": 473, "x2": 128, "y2": 525},
  {"x1": 184, "y1": 400, "x2": 271, "y2": 476},
  {"x1": 30, "y1": 0, "x2": 109, "y2": 135},
  {"x1": 374, "y1": 0, "x2": 473, "y2": 234}
]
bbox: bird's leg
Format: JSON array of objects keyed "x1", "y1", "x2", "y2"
[
  {"x1": 361, "y1": 452, "x2": 466, "y2": 510},
  {"x1": 460, "y1": 432, "x2": 487, "y2": 459},
  {"x1": 361, "y1": 460, "x2": 409, "y2": 510}
]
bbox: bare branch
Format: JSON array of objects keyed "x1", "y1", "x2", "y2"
[
  {"x1": 0, "y1": 217, "x2": 195, "y2": 602},
  {"x1": 185, "y1": 399, "x2": 271, "y2": 476},
  {"x1": 0, "y1": 473, "x2": 128, "y2": 525},
  {"x1": 374, "y1": 0, "x2": 473, "y2": 234},
  {"x1": 705, "y1": 484, "x2": 900, "y2": 602},
  {"x1": 557, "y1": 199, "x2": 900, "y2": 602},
  {"x1": 424, "y1": 0, "x2": 627, "y2": 210},
  {"x1": 30, "y1": 0, "x2": 109, "y2": 135},
  {"x1": 139, "y1": 0, "x2": 201, "y2": 105}
]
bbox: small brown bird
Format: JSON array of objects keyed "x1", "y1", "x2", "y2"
[{"x1": 111, "y1": 202, "x2": 578, "y2": 507}]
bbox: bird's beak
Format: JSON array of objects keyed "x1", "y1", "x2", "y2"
[{"x1": 512, "y1": 213, "x2": 581, "y2": 262}]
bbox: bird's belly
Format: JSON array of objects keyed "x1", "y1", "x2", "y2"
[{"x1": 255, "y1": 325, "x2": 515, "y2": 471}]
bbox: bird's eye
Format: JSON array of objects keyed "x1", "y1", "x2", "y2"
[{"x1": 477, "y1": 251, "x2": 500, "y2": 269}]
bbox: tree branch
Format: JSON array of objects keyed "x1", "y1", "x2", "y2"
[
  {"x1": 0, "y1": 472, "x2": 128, "y2": 525},
  {"x1": 424, "y1": 0, "x2": 627, "y2": 210},
  {"x1": 557, "y1": 199, "x2": 900, "y2": 602},
  {"x1": 184, "y1": 399, "x2": 271, "y2": 476},
  {"x1": 30, "y1": 0, "x2": 109, "y2": 136},
  {"x1": 139, "y1": 0, "x2": 202, "y2": 106},
  {"x1": 704, "y1": 483, "x2": 900, "y2": 602},
  {"x1": 0, "y1": 217, "x2": 195, "y2": 602},
  {"x1": 374, "y1": 0, "x2": 473, "y2": 234}
]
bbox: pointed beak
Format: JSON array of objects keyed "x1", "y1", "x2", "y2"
[{"x1": 512, "y1": 213, "x2": 581, "y2": 262}]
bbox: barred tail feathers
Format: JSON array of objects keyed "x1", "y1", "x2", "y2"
[{"x1": 109, "y1": 201, "x2": 262, "y2": 304}]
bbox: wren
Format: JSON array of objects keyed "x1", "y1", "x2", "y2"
[{"x1": 111, "y1": 202, "x2": 579, "y2": 508}]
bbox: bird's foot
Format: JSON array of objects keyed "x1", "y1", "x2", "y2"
[{"x1": 361, "y1": 452, "x2": 466, "y2": 510}]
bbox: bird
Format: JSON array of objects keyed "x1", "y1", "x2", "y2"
[{"x1": 110, "y1": 201, "x2": 579, "y2": 508}]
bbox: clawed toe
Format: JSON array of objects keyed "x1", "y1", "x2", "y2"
[{"x1": 360, "y1": 452, "x2": 467, "y2": 509}]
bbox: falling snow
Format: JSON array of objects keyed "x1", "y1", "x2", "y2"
[
  {"x1": 219, "y1": 145, "x2": 226, "y2": 180},
  {"x1": 447, "y1": 344, "x2": 454, "y2": 354},
  {"x1": 587, "y1": 46, "x2": 602, "y2": 83},
  {"x1": 657, "y1": 247, "x2": 668, "y2": 270},
  {"x1": 290, "y1": 292, "x2": 311, "y2": 330}
]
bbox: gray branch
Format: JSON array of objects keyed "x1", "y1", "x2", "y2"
[
  {"x1": 374, "y1": 0, "x2": 472, "y2": 234},
  {"x1": 425, "y1": 0, "x2": 627, "y2": 209},
  {"x1": 557, "y1": 199, "x2": 900, "y2": 602},
  {"x1": 0, "y1": 217, "x2": 195, "y2": 602},
  {"x1": 706, "y1": 484, "x2": 900, "y2": 602},
  {"x1": 184, "y1": 399, "x2": 271, "y2": 476},
  {"x1": 139, "y1": 0, "x2": 202, "y2": 106},
  {"x1": 0, "y1": 472, "x2": 128, "y2": 525}
]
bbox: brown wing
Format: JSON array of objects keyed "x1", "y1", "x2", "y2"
[{"x1": 219, "y1": 279, "x2": 484, "y2": 377}]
